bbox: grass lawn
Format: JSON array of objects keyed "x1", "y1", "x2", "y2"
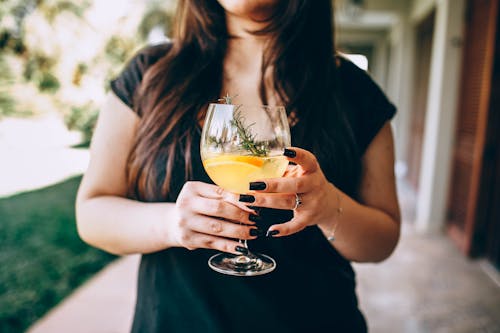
[{"x1": 0, "y1": 176, "x2": 116, "y2": 332}]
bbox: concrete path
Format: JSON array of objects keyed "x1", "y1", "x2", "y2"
[
  {"x1": 355, "y1": 228, "x2": 500, "y2": 333},
  {"x1": 0, "y1": 114, "x2": 89, "y2": 197},
  {"x1": 25, "y1": 180, "x2": 500, "y2": 333},
  {"x1": 27, "y1": 255, "x2": 140, "y2": 333},
  {"x1": 25, "y1": 228, "x2": 500, "y2": 333}
]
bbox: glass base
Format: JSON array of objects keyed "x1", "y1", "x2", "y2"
[{"x1": 208, "y1": 252, "x2": 276, "y2": 276}]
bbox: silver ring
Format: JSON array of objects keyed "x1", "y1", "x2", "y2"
[{"x1": 294, "y1": 193, "x2": 302, "y2": 210}]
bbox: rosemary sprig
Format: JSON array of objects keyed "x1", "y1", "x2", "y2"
[
  {"x1": 218, "y1": 93, "x2": 237, "y2": 104},
  {"x1": 230, "y1": 106, "x2": 269, "y2": 157}
]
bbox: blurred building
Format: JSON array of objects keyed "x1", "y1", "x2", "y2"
[{"x1": 337, "y1": 0, "x2": 499, "y2": 269}]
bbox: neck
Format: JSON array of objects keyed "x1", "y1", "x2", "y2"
[
  {"x1": 225, "y1": 12, "x2": 270, "y2": 44},
  {"x1": 222, "y1": 12, "x2": 276, "y2": 105},
  {"x1": 224, "y1": 13, "x2": 271, "y2": 70}
]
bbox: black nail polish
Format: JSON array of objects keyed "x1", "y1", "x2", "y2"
[
  {"x1": 250, "y1": 228, "x2": 262, "y2": 237},
  {"x1": 239, "y1": 194, "x2": 255, "y2": 203},
  {"x1": 284, "y1": 148, "x2": 296, "y2": 158},
  {"x1": 249, "y1": 182, "x2": 266, "y2": 190},
  {"x1": 267, "y1": 230, "x2": 280, "y2": 237},
  {"x1": 249, "y1": 206, "x2": 262, "y2": 215},
  {"x1": 235, "y1": 246, "x2": 248, "y2": 254},
  {"x1": 249, "y1": 214, "x2": 261, "y2": 223}
]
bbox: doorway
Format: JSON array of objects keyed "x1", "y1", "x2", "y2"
[
  {"x1": 472, "y1": 0, "x2": 500, "y2": 268},
  {"x1": 446, "y1": 0, "x2": 499, "y2": 266}
]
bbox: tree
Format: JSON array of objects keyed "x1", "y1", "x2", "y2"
[{"x1": 0, "y1": 0, "x2": 174, "y2": 142}]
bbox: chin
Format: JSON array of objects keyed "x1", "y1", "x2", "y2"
[{"x1": 217, "y1": 0, "x2": 280, "y2": 20}]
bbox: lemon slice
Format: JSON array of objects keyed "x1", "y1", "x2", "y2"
[
  {"x1": 203, "y1": 155, "x2": 264, "y2": 193},
  {"x1": 203, "y1": 155, "x2": 264, "y2": 168}
]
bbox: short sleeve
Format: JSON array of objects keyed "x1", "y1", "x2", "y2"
[
  {"x1": 109, "y1": 43, "x2": 172, "y2": 112},
  {"x1": 338, "y1": 58, "x2": 397, "y2": 153}
]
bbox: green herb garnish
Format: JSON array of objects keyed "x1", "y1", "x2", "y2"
[
  {"x1": 230, "y1": 106, "x2": 269, "y2": 157},
  {"x1": 217, "y1": 93, "x2": 269, "y2": 156},
  {"x1": 218, "y1": 92, "x2": 237, "y2": 105}
]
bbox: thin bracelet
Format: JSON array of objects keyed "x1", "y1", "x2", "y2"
[{"x1": 327, "y1": 191, "x2": 343, "y2": 242}]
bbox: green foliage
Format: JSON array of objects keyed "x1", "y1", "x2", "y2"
[
  {"x1": 0, "y1": 55, "x2": 15, "y2": 118},
  {"x1": 0, "y1": 177, "x2": 116, "y2": 332},
  {"x1": 105, "y1": 36, "x2": 138, "y2": 65},
  {"x1": 64, "y1": 104, "x2": 99, "y2": 144},
  {"x1": 36, "y1": 0, "x2": 91, "y2": 23},
  {"x1": 23, "y1": 54, "x2": 53, "y2": 80},
  {"x1": 23, "y1": 54, "x2": 60, "y2": 93},
  {"x1": 72, "y1": 62, "x2": 88, "y2": 86},
  {"x1": 0, "y1": 31, "x2": 26, "y2": 55},
  {"x1": 0, "y1": 0, "x2": 174, "y2": 138},
  {"x1": 37, "y1": 72, "x2": 60, "y2": 92},
  {"x1": 0, "y1": 94, "x2": 15, "y2": 117},
  {"x1": 138, "y1": 7, "x2": 173, "y2": 41}
]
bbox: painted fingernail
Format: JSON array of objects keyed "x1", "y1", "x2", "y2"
[
  {"x1": 235, "y1": 246, "x2": 249, "y2": 254},
  {"x1": 266, "y1": 230, "x2": 280, "y2": 237},
  {"x1": 283, "y1": 148, "x2": 296, "y2": 158},
  {"x1": 249, "y1": 182, "x2": 266, "y2": 190},
  {"x1": 239, "y1": 194, "x2": 255, "y2": 203},
  {"x1": 250, "y1": 228, "x2": 262, "y2": 237},
  {"x1": 249, "y1": 206, "x2": 262, "y2": 215},
  {"x1": 249, "y1": 214, "x2": 261, "y2": 223}
]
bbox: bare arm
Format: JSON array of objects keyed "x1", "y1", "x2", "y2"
[
  {"x1": 318, "y1": 123, "x2": 400, "y2": 262},
  {"x1": 245, "y1": 123, "x2": 400, "y2": 263},
  {"x1": 76, "y1": 94, "x2": 256, "y2": 255},
  {"x1": 75, "y1": 94, "x2": 175, "y2": 255}
]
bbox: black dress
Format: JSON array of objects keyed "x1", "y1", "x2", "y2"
[{"x1": 110, "y1": 44, "x2": 396, "y2": 333}]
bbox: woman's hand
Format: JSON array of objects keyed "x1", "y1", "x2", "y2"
[
  {"x1": 169, "y1": 181, "x2": 260, "y2": 254},
  {"x1": 239, "y1": 147, "x2": 339, "y2": 237},
  {"x1": 235, "y1": 126, "x2": 400, "y2": 263}
]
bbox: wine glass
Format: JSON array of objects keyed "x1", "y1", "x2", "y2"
[{"x1": 200, "y1": 100, "x2": 291, "y2": 276}]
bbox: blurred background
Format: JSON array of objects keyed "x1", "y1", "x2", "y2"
[{"x1": 0, "y1": 0, "x2": 499, "y2": 332}]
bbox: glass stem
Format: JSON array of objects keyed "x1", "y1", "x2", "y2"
[{"x1": 238, "y1": 222, "x2": 249, "y2": 251}]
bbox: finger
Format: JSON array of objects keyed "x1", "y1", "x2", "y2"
[
  {"x1": 184, "y1": 232, "x2": 248, "y2": 255},
  {"x1": 283, "y1": 164, "x2": 300, "y2": 177},
  {"x1": 223, "y1": 195, "x2": 258, "y2": 214},
  {"x1": 185, "y1": 181, "x2": 255, "y2": 214},
  {"x1": 283, "y1": 147, "x2": 318, "y2": 173},
  {"x1": 190, "y1": 197, "x2": 255, "y2": 225},
  {"x1": 249, "y1": 174, "x2": 319, "y2": 194},
  {"x1": 187, "y1": 215, "x2": 260, "y2": 240},
  {"x1": 266, "y1": 218, "x2": 307, "y2": 237},
  {"x1": 240, "y1": 193, "x2": 297, "y2": 210},
  {"x1": 185, "y1": 181, "x2": 233, "y2": 200}
]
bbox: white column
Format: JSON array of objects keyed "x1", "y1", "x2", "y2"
[
  {"x1": 388, "y1": 14, "x2": 415, "y2": 167},
  {"x1": 415, "y1": 0, "x2": 466, "y2": 232}
]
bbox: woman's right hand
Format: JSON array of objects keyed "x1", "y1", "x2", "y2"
[{"x1": 169, "y1": 181, "x2": 260, "y2": 254}]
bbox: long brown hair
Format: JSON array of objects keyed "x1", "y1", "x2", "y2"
[{"x1": 127, "y1": 0, "x2": 361, "y2": 201}]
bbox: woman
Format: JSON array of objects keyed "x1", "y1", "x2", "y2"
[{"x1": 76, "y1": 0, "x2": 400, "y2": 332}]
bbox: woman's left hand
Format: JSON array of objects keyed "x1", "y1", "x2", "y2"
[{"x1": 239, "y1": 147, "x2": 339, "y2": 237}]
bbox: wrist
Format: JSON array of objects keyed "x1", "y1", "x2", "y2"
[
  {"x1": 318, "y1": 183, "x2": 343, "y2": 241},
  {"x1": 157, "y1": 202, "x2": 180, "y2": 249}
]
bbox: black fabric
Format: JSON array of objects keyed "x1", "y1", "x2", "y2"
[
  {"x1": 110, "y1": 44, "x2": 396, "y2": 333},
  {"x1": 110, "y1": 44, "x2": 172, "y2": 116},
  {"x1": 336, "y1": 58, "x2": 396, "y2": 153}
]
